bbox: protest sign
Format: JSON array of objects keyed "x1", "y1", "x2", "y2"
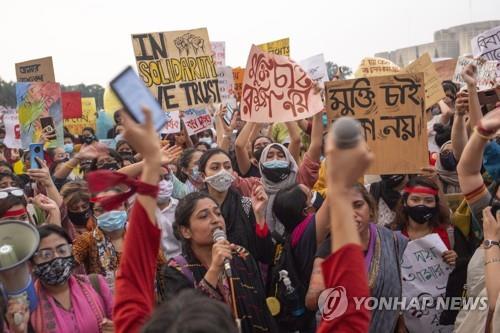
[
  {"x1": 15, "y1": 56, "x2": 55, "y2": 82},
  {"x1": 232, "y1": 67, "x2": 245, "y2": 102},
  {"x1": 300, "y1": 54, "x2": 329, "y2": 87},
  {"x1": 401, "y1": 234, "x2": 454, "y2": 333},
  {"x1": 161, "y1": 111, "x2": 181, "y2": 134},
  {"x1": 16, "y1": 82, "x2": 63, "y2": 149},
  {"x1": 325, "y1": 73, "x2": 427, "y2": 174},
  {"x1": 61, "y1": 91, "x2": 83, "y2": 119},
  {"x1": 452, "y1": 56, "x2": 498, "y2": 90},
  {"x1": 404, "y1": 53, "x2": 445, "y2": 108},
  {"x1": 471, "y1": 25, "x2": 500, "y2": 61},
  {"x1": 433, "y1": 59, "x2": 457, "y2": 82},
  {"x1": 64, "y1": 97, "x2": 97, "y2": 135},
  {"x1": 354, "y1": 57, "x2": 401, "y2": 78},
  {"x1": 216, "y1": 66, "x2": 237, "y2": 108},
  {"x1": 211, "y1": 41, "x2": 226, "y2": 67},
  {"x1": 182, "y1": 108, "x2": 212, "y2": 136},
  {"x1": 257, "y1": 38, "x2": 290, "y2": 56},
  {"x1": 0, "y1": 107, "x2": 22, "y2": 149},
  {"x1": 241, "y1": 45, "x2": 323, "y2": 123},
  {"x1": 131, "y1": 27, "x2": 220, "y2": 111}
]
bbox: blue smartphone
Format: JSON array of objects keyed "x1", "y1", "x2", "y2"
[
  {"x1": 29, "y1": 143, "x2": 44, "y2": 169},
  {"x1": 110, "y1": 66, "x2": 167, "y2": 132}
]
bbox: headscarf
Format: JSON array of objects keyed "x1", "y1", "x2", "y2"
[
  {"x1": 258, "y1": 143, "x2": 298, "y2": 235},
  {"x1": 435, "y1": 141, "x2": 460, "y2": 193}
]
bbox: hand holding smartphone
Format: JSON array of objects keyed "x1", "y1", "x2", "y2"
[{"x1": 29, "y1": 143, "x2": 44, "y2": 169}]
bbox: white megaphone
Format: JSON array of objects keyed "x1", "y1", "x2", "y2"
[{"x1": 0, "y1": 220, "x2": 40, "y2": 314}]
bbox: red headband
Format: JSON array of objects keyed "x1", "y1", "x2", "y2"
[
  {"x1": 86, "y1": 170, "x2": 159, "y2": 211},
  {"x1": 403, "y1": 186, "x2": 438, "y2": 196},
  {"x1": 2, "y1": 207, "x2": 27, "y2": 218}
]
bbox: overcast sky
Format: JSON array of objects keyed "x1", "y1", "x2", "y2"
[{"x1": 1, "y1": 0, "x2": 499, "y2": 86}]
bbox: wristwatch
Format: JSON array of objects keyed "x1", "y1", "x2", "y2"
[{"x1": 483, "y1": 240, "x2": 500, "y2": 249}]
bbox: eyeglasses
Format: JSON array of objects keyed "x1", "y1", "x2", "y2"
[
  {"x1": 33, "y1": 244, "x2": 73, "y2": 263},
  {"x1": 0, "y1": 188, "x2": 24, "y2": 200}
]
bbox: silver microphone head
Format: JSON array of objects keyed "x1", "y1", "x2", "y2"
[
  {"x1": 330, "y1": 117, "x2": 362, "y2": 149},
  {"x1": 212, "y1": 228, "x2": 226, "y2": 242}
]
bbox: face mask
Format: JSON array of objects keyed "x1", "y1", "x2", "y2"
[
  {"x1": 253, "y1": 148, "x2": 264, "y2": 162},
  {"x1": 64, "y1": 143, "x2": 74, "y2": 154},
  {"x1": 99, "y1": 162, "x2": 119, "y2": 171},
  {"x1": 158, "y1": 179, "x2": 174, "y2": 204},
  {"x1": 381, "y1": 174, "x2": 405, "y2": 188},
  {"x1": 404, "y1": 204, "x2": 438, "y2": 224},
  {"x1": 199, "y1": 137, "x2": 213, "y2": 145},
  {"x1": 204, "y1": 169, "x2": 235, "y2": 192},
  {"x1": 97, "y1": 210, "x2": 127, "y2": 232},
  {"x1": 483, "y1": 140, "x2": 500, "y2": 182},
  {"x1": 33, "y1": 256, "x2": 75, "y2": 286},
  {"x1": 190, "y1": 166, "x2": 203, "y2": 183},
  {"x1": 68, "y1": 209, "x2": 92, "y2": 227},
  {"x1": 439, "y1": 150, "x2": 457, "y2": 171},
  {"x1": 82, "y1": 135, "x2": 94, "y2": 145},
  {"x1": 262, "y1": 160, "x2": 291, "y2": 183}
]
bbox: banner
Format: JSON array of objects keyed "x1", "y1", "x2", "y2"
[
  {"x1": 241, "y1": 45, "x2": 323, "y2": 123},
  {"x1": 300, "y1": 54, "x2": 329, "y2": 87},
  {"x1": 15, "y1": 56, "x2": 55, "y2": 83},
  {"x1": 401, "y1": 234, "x2": 453, "y2": 333},
  {"x1": 61, "y1": 91, "x2": 83, "y2": 119},
  {"x1": 182, "y1": 108, "x2": 212, "y2": 136},
  {"x1": 217, "y1": 66, "x2": 237, "y2": 108},
  {"x1": 161, "y1": 111, "x2": 181, "y2": 134},
  {"x1": 0, "y1": 107, "x2": 22, "y2": 149},
  {"x1": 232, "y1": 67, "x2": 245, "y2": 102},
  {"x1": 211, "y1": 41, "x2": 226, "y2": 67},
  {"x1": 16, "y1": 82, "x2": 63, "y2": 149},
  {"x1": 257, "y1": 38, "x2": 290, "y2": 56},
  {"x1": 452, "y1": 56, "x2": 498, "y2": 90},
  {"x1": 471, "y1": 25, "x2": 500, "y2": 61},
  {"x1": 355, "y1": 57, "x2": 401, "y2": 78},
  {"x1": 131, "y1": 27, "x2": 219, "y2": 111},
  {"x1": 325, "y1": 74, "x2": 427, "y2": 174},
  {"x1": 404, "y1": 53, "x2": 445, "y2": 108},
  {"x1": 64, "y1": 97, "x2": 97, "y2": 136},
  {"x1": 433, "y1": 59, "x2": 457, "y2": 82}
]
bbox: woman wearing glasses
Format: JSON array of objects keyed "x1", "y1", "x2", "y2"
[{"x1": 7, "y1": 224, "x2": 114, "y2": 333}]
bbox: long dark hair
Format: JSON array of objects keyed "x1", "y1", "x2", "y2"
[
  {"x1": 176, "y1": 148, "x2": 200, "y2": 182},
  {"x1": 393, "y1": 176, "x2": 450, "y2": 230},
  {"x1": 198, "y1": 148, "x2": 233, "y2": 175}
]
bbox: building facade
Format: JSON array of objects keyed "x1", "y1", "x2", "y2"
[{"x1": 375, "y1": 20, "x2": 500, "y2": 67}]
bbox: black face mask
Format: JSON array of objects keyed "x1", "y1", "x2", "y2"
[
  {"x1": 439, "y1": 151, "x2": 457, "y2": 171},
  {"x1": 119, "y1": 151, "x2": 133, "y2": 158},
  {"x1": 381, "y1": 174, "x2": 405, "y2": 188},
  {"x1": 261, "y1": 166, "x2": 291, "y2": 183},
  {"x1": 82, "y1": 135, "x2": 95, "y2": 145},
  {"x1": 404, "y1": 205, "x2": 438, "y2": 224},
  {"x1": 253, "y1": 148, "x2": 263, "y2": 162},
  {"x1": 68, "y1": 209, "x2": 92, "y2": 226},
  {"x1": 98, "y1": 162, "x2": 119, "y2": 171}
]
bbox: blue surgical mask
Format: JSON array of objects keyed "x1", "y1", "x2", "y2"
[
  {"x1": 483, "y1": 140, "x2": 500, "y2": 182},
  {"x1": 64, "y1": 143, "x2": 74, "y2": 154},
  {"x1": 262, "y1": 159, "x2": 289, "y2": 169},
  {"x1": 97, "y1": 210, "x2": 127, "y2": 232}
]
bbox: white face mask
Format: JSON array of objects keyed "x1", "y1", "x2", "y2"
[
  {"x1": 204, "y1": 169, "x2": 235, "y2": 192},
  {"x1": 199, "y1": 137, "x2": 213, "y2": 145},
  {"x1": 158, "y1": 179, "x2": 174, "y2": 203}
]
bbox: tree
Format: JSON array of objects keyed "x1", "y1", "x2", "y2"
[{"x1": 326, "y1": 61, "x2": 353, "y2": 80}]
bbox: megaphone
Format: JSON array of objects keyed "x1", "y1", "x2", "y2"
[{"x1": 0, "y1": 220, "x2": 40, "y2": 312}]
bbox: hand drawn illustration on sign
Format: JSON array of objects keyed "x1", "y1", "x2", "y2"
[{"x1": 174, "y1": 33, "x2": 206, "y2": 56}]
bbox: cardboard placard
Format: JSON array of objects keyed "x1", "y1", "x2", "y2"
[
  {"x1": 300, "y1": 54, "x2": 329, "y2": 86},
  {"x1": 211, "y1": 41, "x2": 226, "y2": 67},
  {"x1": 241, "y1": 45, "x2": 323, "y2": 123},
  {"x1": 355, "y1": 57, "x2": 401, "y2": 78},
  {"x1": 232, "y1": 67, "x2": 245, "y2": 102},
  {"x1": 433, "y1": 59, "x2": 457, "y2": 82},
  {"x1": 16, "y1": 82, "x2": 63, "y2": 149},
  {"x1": 325, "y1": 74, "x2": 427, "y2": 175},
  {"x1": 257, "y1": 38, "x2": 290, "y2": 56},
  {"x1": 15, "y1": 56, "x2": 55, "y2": 83},
  {"x1": 64, "y1": 97, "x2": 97, "y2": 135},
  {"x1": 0, "y1": 106, "x2": 22, "y2": 149},
  {"x1": 182, "y1": 108, "x2": 212, "y2": 136},
  {"x1": 61, "y1": 91, "x2": 83, "y2": 119},
  {"x1": 471, "y1": 25, "x2": 500, "y2": 61},
  {"x1": 452, "y1": 56, "x2": 498, "y2": 90},
  {"x1": 131, "y1": 27, "x2": 219, "y2": 111},
  {"x1": 404, "y1": 53, "x2": 446, "y2": 108},
  {"x1": 161, "y1": 111, "x2": 181, "y2": 134}
]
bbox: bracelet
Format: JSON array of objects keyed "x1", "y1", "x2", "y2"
[
  {"x1": 485, "y1": 257, "x2": 500, "y2": 265},
  {"x1": 474, "y1": 126, "x2": 495, "y2": 141}
]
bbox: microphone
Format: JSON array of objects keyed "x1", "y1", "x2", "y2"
[
  {"x1": 330, "y1": 117, "x2": 363, "y2": 149},
  {"x1": 212, "y1": 228, "x2": 233, "y2": 278}
]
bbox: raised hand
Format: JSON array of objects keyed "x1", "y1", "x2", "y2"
[
  {"x1": 250, "y1": 183, "x2": 268, "y2": 223},
  {"x1": 461, "y1": 63, "x2": 477, "y2": 87},
  {"x1": 160, "y1": 144, "x2": 183, "y2": 165}
]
